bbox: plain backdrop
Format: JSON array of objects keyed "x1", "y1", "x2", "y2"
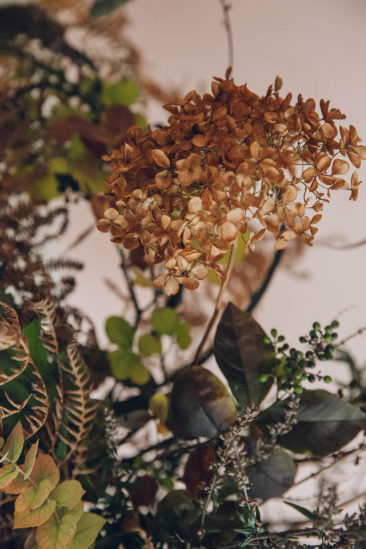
[{"x1": 67, "y1": 0, "x2": 366, "y2": 352}]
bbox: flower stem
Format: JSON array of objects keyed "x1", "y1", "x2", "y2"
[{"x1": 193, "y1": 239, "x2": 237, "y2": 364}]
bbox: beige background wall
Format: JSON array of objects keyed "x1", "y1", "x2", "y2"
[{"x1": 68, "y1": 0, "x2": 366, "y2": 356}]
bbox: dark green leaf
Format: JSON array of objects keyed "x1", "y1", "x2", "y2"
[
  {"x1": 23, "y1": 318, "x2": 58, "y2": 402},
  {"x1": 213, "y1": 303, "x2": 275, "y2": 409},
  {"x1": 168, "y1": 366, "x2": 236, "y2": 439},
  {"x1": 90, "y1": 0, "x2": 131, "y2": 18},
  {"x1": 257, "y1": 390, "x2": 366, "y2": 456},
  {"x1": 105, "y1": 316, "x2": 134, "y2": 350},
  {"x1": 247, "y1": 449, "x2": 296, "y2": 500},
  {"x1": 284, "y1": 501, "x2": 317, "y2": 521}
]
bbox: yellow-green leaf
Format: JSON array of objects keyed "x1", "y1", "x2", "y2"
[
  {"x1": 69, "y1": 512, "x2": 106, "y2": 549},
  {"x1": 3, "y1": 470, "x2": 29, "y2": 494},
  {"x1": 130, "y1": 362, "x2": 150, "y2": 385},
  {"x1": 150, "y1": 308, "x2": 180, "y2": 336},
  {"x1": 109, "y1": 350, "x2": 141, "y2": 380},
  {"x1": 15, "y1": 478, "x2": 53, "y2": 512},
  {"x1": 13, "y1": 498, "x2": 56, "y2": 529},
  {"x1": 0, "y1": 464, "x2": 19, "y2": 489},
  {"x1": 105, "y1": 316, "x2": 134, "y2": 349},
  {"x1": 149, "y1": 394, "x2": 168, "y2": 423},
  {"x1": 50, "y1": 480, "x2": 85, "y2": 509},
  {"x1": 176, "y1": 323, "x2": 191, "y2": 350},
  {"x1": 31, "y1": 454, "x2": 60, "y2": 490},
  {"x1": 2, "y1": 421, "x2": 24, "y2": 463},
  {"x1": 35, "y1": 511, "x2": 78, "y2": 549},
  {"x1": 23, "y1": 440, "x2": 39, "y2": 480},
  {"x1": 138, "y1": 333, "x2": 162, "y2": 356},
  {"x1": 101, "y1": 78, "x2": 139, "y2": 106}
]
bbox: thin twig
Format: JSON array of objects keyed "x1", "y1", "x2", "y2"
[
  {"x1": 335, "y1": 326, "x2": 366, "y2": 348},
  {"x1": 190, "y1": 247, "x2": 284, "y2": 367},
  {"x1": 62, "y1": 222, "x2": 95, "y2": 254},
  {"x1": 246, "y1": 248, "x2": 284, "y2": 313},
  {"x1": 294, "y1": 442, "x2": 366, "y2": 487},
  {"x1": 219, "y1": 0, "x2": 234, "y2": 69},
  {"x1": 118, "y1": 247, "x2": 142, "y2": 328},
  {"x1": 194, "y1": 239, "x2": 237, "y2": 363}
]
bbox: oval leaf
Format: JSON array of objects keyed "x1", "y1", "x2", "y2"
[
  {"x1": 214, "y1": 303, "x2": 275, "y2": 409},
  {"x1": 0, "y1": 463, "x2": 19, "y2": 489},
  {"x1": 168, "y1": 366, "x2": 236, "y2": 439},
  {"x1": 2, "y1": 421, "x2": 24, "y2": 463},
  {"x1": 69, "y1": 512, "x2": 106, "y2": 549},
  {"x1": 257, "y1": 390, "x2": 366, "y2": 457},
  {"x1": 150, "y1": 308, "x2": 180, "y2": 336},
  {"x1": 36, "y1": 512, "x2": 78, "y2": 549},
  {"x1": 13, "y1": 498, "x2": 56, "y2": 529},
  {"x1": 105, "y1": 316, "x2": 134, "y2": 350},
  {"x1": 23, "y1": 440, "x2": 39, "y2": 479},
  {"x1": 138, "y1": 333, "x2": 162, "y2": 356},
  {"x1": 15, "y1": 478, "x2": 53, "y2": 512},
  {"x1": 31, "y1": 454, "x2": 60, "y2": 490},
  {"x1": 247, "y1": 449, "x2": 296, "y2": 500},
  {"x1": 50, "y1": 480, "x2": 85, "y2": 509},
  {"x1": 108, "y1": 350, "x2": 141, "y2": 380}
]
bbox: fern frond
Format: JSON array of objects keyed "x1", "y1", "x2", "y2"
[
  {"x1": 29, "y1": 298, "x2": 59, "y2": 355},
  {"x1": 45, "y1": 258, "x2": 84, "y2": 271},
  {"x1": 0, "y1": 302, "x2": 28, "y2": 384},
  {"x1": 0, "y1": 302, "x2": 49, "y2": 438},
  {"x1": 58, "y1": 342, "x2": 99, "y2": 464}
]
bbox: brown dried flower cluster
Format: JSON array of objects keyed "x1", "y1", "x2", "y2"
[{"x1": 97, "y1": 69, "x2": 364, "y2": 295}]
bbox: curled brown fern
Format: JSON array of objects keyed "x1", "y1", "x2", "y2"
[{"x1": 0, "y1": 302, "x2": 49, "y2": 439}]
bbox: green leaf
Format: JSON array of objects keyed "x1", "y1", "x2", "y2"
[
  {"x1": 50, "y1": 480, "x2": 85, "y2": 509},
  {"x1": 168, "y1": 366, "x2": 237, "y2": 439},
  {"x1": 69, "y1": 512, "x2": 106, "y2": 549},
  {"x1": 101, "y1": 78, "x2": 139, "y2": 106},
  {"x1": 29, "y1": 174, "x2": 61, "y2": 201},
  {"x1": 284, "y1": 501, "x2": 317, "y2": 521},
  {"x1": 149, "y1": 393, "x2": 168, "y2": 423},
  {"x1": 213, "y1": 303, "x2": 275, "y2": 409},
  {"x1": 23, "y1": 317, "x2": 58, "y2": 402},
  {"x1": 257, "y1": 390, "x2": 366, "y2": 457},
  {"x1": 151, "y1": 308, "x2": 180, "y2": 336},
  {"x1": 176, "y1": 323, "x2": 191, "y2": 350},
  {"x1": 130, "y1": 362, "x2": 150, "y2": 385},
  {"x1": 2, "y1": 421, "x2": 23, "y2": 463},
  {"x1": 108, "y1": 350, "x2": 141, "y2": 380},
  {"x1": 0, "y1": 463, "x2": 19, "y2": 489},
  {"x1": 246, "y1": 449, "x2": 296, "y2": 501},
  {"x1": 105, "y1": 316, "x2": 134, "y2": 350},
  {"x1": 13, "y1": 498, "x2": 56, "y2": 529},
  {"x1": 15, "y1": 478, "x2": 53, "y2": 512},
  {"x1": 35, "y1": 511, "x2": 78, "y2": 549},
  {"x1": 90, "y1": 0, "x2": 131, "y2": 18},
  {"x1": 23, "y1": 440, "x2": 39, "y2": 480},
  {"x1": 138, "y1": 333, "x2": 162, "y2": 356}
]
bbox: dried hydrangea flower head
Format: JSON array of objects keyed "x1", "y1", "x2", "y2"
[{"x1": 97, "y1": 69, "x2": 364, "y2": 295}]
